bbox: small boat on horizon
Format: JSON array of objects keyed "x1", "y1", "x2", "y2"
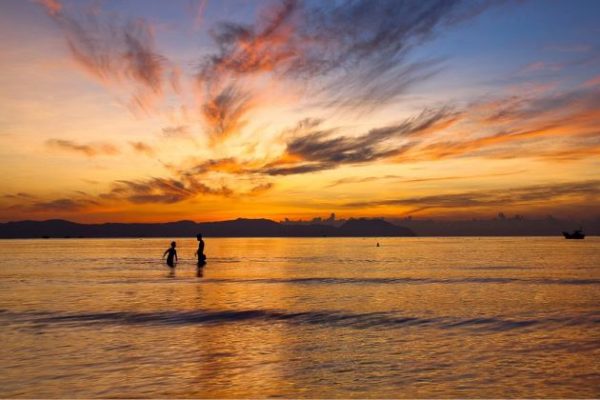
[{"x1": 562, "y1": 229, "x2": 585, "y2": 239}]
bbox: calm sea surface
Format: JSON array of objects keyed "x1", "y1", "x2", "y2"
[{"x1": 0, "y1": 237, "x2": 599, "y2": 398}]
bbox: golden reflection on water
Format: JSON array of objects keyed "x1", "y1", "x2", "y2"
[{"x1": 0, "y1": 237, "x2": 599, "y2": 397}]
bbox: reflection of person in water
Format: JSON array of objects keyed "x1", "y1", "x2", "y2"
[
  {"x1": 163, "y1": 241, "x2": 178, "y2": 267},
  {"x1": 195, "y1": 233, "x2": 207, "y2": 265}
]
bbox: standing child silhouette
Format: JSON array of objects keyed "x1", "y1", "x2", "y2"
[
  {"x1": 195, "y1": 233, "x2": 206, "y2": 265},
  {"x1": 163, "y1": 241, "x2": 178, "y2": 267}
]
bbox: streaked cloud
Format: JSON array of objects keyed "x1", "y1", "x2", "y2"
[
  {"x1": 343, "y1": 180, "x2": 600, "y2": 214},
  {"x1": 46, "y1": 139, "x2": 120, "y2": 157},
  {"x1": 129, "y1": 141, "x2": 155, "y2": 156},
  {"x1": 327, "y1": 171, "x2": 526, "y2": 188},
  {"x1": 38, "y1": 0, "x2": 178, "y2": 114},
  {"x1": 30, "y1": 198, "x2": 99, "y2": 212},
  {"x1": 2, "y1": 1, "x2": 598, "y2": 222},
  {"x1": 259, "y1": 108, "x2": 460, "y2": 175},
  {"x1": 35, "y1": 0, "x2": 62, "y2": 15},
  {"x1": 161, "y1": 125, "x2": 192, "y2": 139},
  {"x1": 196, "y1": 0, "x2": 496, "y2": 142}
]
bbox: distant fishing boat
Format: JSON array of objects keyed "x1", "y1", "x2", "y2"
[{"x1": 562, "y1": 229, "x2": 585, "y2": 239}]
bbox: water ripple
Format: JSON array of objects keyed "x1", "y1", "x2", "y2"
[
  {"x1": 200, "y1": 277, "x2": 600, "y2": 285},
  {"x1": 4, "y1": 309, "x2": 599, "y2": 333}
]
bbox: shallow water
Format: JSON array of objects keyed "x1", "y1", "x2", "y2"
[{"x1": 0, "y1": 237, "x2": 599, "y2": 398}]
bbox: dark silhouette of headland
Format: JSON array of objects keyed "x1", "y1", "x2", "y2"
[
  {"x1": 1, "y1": 214, "x2": 598, "y2": 239},
  {"x1": 0, "y1": 218, "x2": 415, "y2": 239}
]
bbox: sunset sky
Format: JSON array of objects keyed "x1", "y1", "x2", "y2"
[{"x1": 1, "y1": 0, "x2": 599, "y2": 223}]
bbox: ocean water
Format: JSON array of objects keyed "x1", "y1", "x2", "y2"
[{"x1": 0, "y1": 237, "x2": 599, "y2": 398}]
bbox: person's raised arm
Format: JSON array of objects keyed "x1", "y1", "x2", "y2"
[{"x1": 163, "y1": 249, "x2": 169, "y2": 258}]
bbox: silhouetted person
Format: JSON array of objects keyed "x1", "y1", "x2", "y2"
[
  {"x1": 195, "y1": 233, "x2": 206, "y2": 265},
  {"x1": 163, "y1": 241, "x2": 178, "y2": 267}
]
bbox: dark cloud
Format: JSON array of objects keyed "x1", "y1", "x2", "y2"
[
  {"x1": 4, "y1": 171, "x2": 260, "y2": 215},
  {"x1": 259, "y1": 107, "x2": 459, "y2": 175},
  {"x1": 187, "y1": 157, "x2": 248, "y2": 175},
  {"x1": 260, "y1": 162, "x2": 335, "y2": 176},
  {"x1": 46, "y1": 139, "x2": 119, "y2": 157},
  {"x1": 201, "y1": 0, "x2": 485, "y2": 80},
  {"x1": 197, "y1": 0, "x2": 497, "y2": 141},
  {"x1": 102, "y1": 177, "x2": 233, "y2": 204},
  {"x1": 171, "y1": 107, "x2": 460, "y2": 177},
  {"x1": 343, "y1": 180, "x2": 600, "y2": 213}
]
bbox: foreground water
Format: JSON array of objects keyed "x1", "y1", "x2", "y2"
[{"x1": 0, "y1": 237, "x2": 598, "y2": 398}]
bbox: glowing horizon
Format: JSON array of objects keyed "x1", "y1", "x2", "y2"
[{"x1": 1, "y1": 0, "x2": 599, "y2": 223}]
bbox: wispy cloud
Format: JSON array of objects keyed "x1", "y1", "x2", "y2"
[
  {"x1": 200, "y1": 85, "x2": 253, "y2": 141},
  {"x1": 247, "y1": 182, "x2": 274, "y2": 196},
  {"x1": 29, "y1": 197, "x2": 99, "y2": 212},
  {"x1": 258, "y1": 107, "x2": 460, "y2": 175},
  {"x1": 38, "y1": 0, "x2": 178, "y2": 114},
  {"x1": 3, "y1": 192, "x2": 37, "y2": 200},
  {"x1": 46, "y1": 139, "x2": 119, "y2": 157},
  {"x1": 187, "y1": 157, "x2": 251, "y2": 175},
  {"x1": 161, "y1": 125, "x2": 192, "y2": 139},
  {"x1": 196, "y1": 0, "x2": 496, "y2": 142},
  {"x1": 410, "y1": 86, "x2": 600, "y2": 161},
  {"x1": 343, "y1": 180, "x2": 600, "y2": 215},
  {"x1": 35, "y1": 0, "x2": 61, "y2": 15},
  {"x1": 521, "y1": 61, "x2": 563, "y2": 73},
  {"x1": 100, "y1": 177, "x2": 233, "y2": 204},
  {"x1": 326, "y1": 175, "x2": 402, "y2": 188},
  {"x1": 327, "y1": 171, "x2": 526, "y2": 188},
  {"x1": 2, "y1": 170, "x2": 272, "y2": 216},
  {"x1": 129, "y1": 141, "x2": 155, "y2": 156},
  {"x1": 584, "y1": 75, "x2": 600, "y2": 87}
]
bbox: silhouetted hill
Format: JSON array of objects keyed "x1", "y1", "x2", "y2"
[
  {"x1": 0, "y1": 218, "x2": 415, "y2": 238},
  {"x1": 338, "y1": 218, "x2": 415, "y2": 236},
  {"x1": 389, "y1": 217, "x2": 600, "y2": 236}
]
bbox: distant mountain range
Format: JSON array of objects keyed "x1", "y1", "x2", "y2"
[
  {"x1": 1, "y1": 216, "x2": 597, "y2": 238},
  {"x1": 0, "y1": 218, "x2": 415, "y2": 238},
  {"x1": 390, "y1": 217, "x2": 599, "y2": 237}
]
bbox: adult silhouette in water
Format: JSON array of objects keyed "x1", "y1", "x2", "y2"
[
  {"x1": 195, "y1": 233, "x2": 207, "y2": 266},
  {"x1": 163, "y1": 241, "x2": 178, "y2": 267}
]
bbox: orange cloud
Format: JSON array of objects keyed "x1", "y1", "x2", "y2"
[
  {"x1": 342, "y1": 180, "x2": 600, "y2": 216},
  {"x1": 38, "y1": 0, "x2": 177, "y2": 115},
  {"x1": 36, "y1": 0, "x2": 62, "y2": 16},
  {"x1": 200, "y1": 85, "x2": 254, "y2": 141},
  {"x1": 129, "y1": 141, "x2": 155, "y2": 156}
]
